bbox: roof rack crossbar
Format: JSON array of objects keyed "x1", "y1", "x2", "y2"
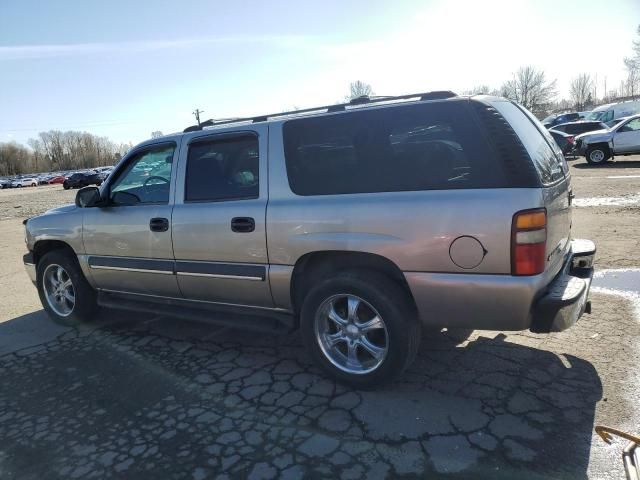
[{"x1": 183, "y1": 90, "x2": 457, "y2": 132}]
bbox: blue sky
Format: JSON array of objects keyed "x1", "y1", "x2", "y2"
[{"x1": 1, "y1": 0, "x2": 639, "y2": 146}]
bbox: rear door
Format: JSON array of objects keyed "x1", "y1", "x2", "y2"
[
  {"x1": 492, "y1": 101, "x2": 571, "y2": 275},
  {"x1": 171, "y1": 126, "x2": 273, "y2": 307},
  {"x1": 613, "y1": 118, "x2": 640, "y2": 153}
]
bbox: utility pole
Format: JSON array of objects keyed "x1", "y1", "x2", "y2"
[{"x1": 192, "y1": 109, "x2": 204, "y2": 126}]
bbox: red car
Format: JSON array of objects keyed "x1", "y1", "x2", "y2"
[{"x1": 48, "y1": 176, "x2": 66, "y2": 184}]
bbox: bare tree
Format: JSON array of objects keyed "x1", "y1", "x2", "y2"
[
  {"x1": 347, "y1": 81, "x2": 374, "y2": 101},
  {"x1": 500, "y1": 66, "x2": 557, "y2": 114},
  {"x1": 570, "y1": 74, "x2": 594, "y2": 110},
  {"x1": 462, "y1": 85, "x2": 501, "y2": 96},
  {"x1": 151, "y1": 131, "x2": 163, "y2": 139},
  {"x1": 624, "y1": 24, "x2": 640, "y2": 99}
]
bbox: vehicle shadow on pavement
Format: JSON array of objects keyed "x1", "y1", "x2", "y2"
[{"x1": 0, "y1": 310, "x2": 602, "y2": 479}]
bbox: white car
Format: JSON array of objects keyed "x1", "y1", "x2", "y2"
[
  {"x1": 577, "y1": 114, "x2": 640, "y2": 164},
  {"x1": 12, "y1": 178, "x2": 38, "y2": 188}
]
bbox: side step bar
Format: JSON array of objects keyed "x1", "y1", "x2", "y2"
[{"x1": 97, "y1": 291, "x2": 295, "y2": 334}]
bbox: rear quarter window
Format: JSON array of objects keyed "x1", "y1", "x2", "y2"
[
  {"x1": 283, "y1": 100, "x2": 508, "y2": 196},
  {"x1": 493, "y1": 101, "x2": 566, "y2": 185}
]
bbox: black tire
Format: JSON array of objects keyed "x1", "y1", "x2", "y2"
[
  {"x1": 63, "y1": 182, "x2": 70, "y2": 190},
  {"x1": 36, "y1": 249, "x2": 98, "y2": 326},
  {"x1": 300, "y1": 270, "x2": 421, "y2": 389},
  {"x1": 586, "y1": 145, "x2": 610, "y2": 165}
]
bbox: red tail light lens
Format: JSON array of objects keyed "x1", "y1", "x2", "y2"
[{"x1": 512, "y1": 209, "x2": 547, "y2": 276}]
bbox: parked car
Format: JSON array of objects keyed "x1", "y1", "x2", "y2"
[
  {"x1": 577, "y1": 113, "x2": 640, "y2": 164},
  {"x1": 62, "y1": 172, "x2": 103, "y2": 190},
  {"x1": 0, "y1": 178, "x2": 11, "y2": 189},
  {"x1": 47, "y1": 175, "x2": 66, "y2": 184},
  {"x1": 549, "y1": 129, "x2": 576, "y2": 156},
  {"x1": 550, "y1": 121, "x2": 608, "y2": 136},
  {"x1": 585, "y1": 100, "x2": 640, "y2": 124},
  {"x1": 542, "y1": 112, "x2": 581, "y2": 129},
  {"x1": 23, "y1": 92, "x2": 595, "y2": 387},
  {"x1": 12, "y1": 177, "x2": 37, "y2": 188}
]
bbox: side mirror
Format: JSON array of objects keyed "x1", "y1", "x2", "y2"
[{"x1": 75, "y1": 186, "x2": 101, "y2": 208}]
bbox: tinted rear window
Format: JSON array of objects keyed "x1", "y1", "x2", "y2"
[
  {"x1": 283, "y1": 101, "x2": 506, "y2": 196},
  {"x1": 493, "y1": 101, "x2": 566, "y2": 185}
]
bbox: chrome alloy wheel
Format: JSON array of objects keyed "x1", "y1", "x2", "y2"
[
  {"x1": 43, "y1": 264, "x2": 75, "y2": 317},
  {"x1": 314, "y1": 294, "x2": 389, "y2": 375}
]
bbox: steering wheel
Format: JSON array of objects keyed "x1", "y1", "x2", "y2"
[{"x1": 143, "y1": 176, "x2": 169, "y2": 187}]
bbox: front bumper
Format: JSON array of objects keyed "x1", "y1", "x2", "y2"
[
  {"x1": 23, "y1": 252, "x2": 36, "y2": 284},
  {"x1": 530, "y1": 239, "x2": 596, "y2": 333}
]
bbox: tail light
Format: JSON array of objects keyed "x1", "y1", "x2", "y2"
[
  {"x1": 567, "y1": 136, "x2": 575, "y2": 144},
  {"x1": 512, "y1": 209, "x2": 547, "y2": 276}
]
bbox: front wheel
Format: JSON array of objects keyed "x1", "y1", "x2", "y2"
[
  {"x1": 63, "y1": 182, "x2": 70, "y2": 190},
  {"x1": 586, "y1": 145, "x2": 610, "y2": 165},
  {"x1": 36, "y1": 249, "x2": 98, "y2": 326},
  {"x1": 300, "y1": 271, "x2": 421, "y2": 388}
]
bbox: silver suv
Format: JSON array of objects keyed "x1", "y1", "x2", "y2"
[{"x1": 23, "y1": 92, "x2": 595, "y2": 387}]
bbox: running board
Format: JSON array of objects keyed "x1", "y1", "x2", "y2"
[{"x1": 97, "y1": 291, "x2": 295, "y2": 334}]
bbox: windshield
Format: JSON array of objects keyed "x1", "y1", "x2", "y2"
[{"x1": 586, "y1": 111, "x2": 605, "y2": 121}]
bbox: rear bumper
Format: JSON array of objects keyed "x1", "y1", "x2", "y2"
[
  {"x1": 529, "y1": 238, "x2": 596, "y2": 333},
  {"x1": 23, "y1": 252, "x2": 36, "y2": 284},
  {"x1": 404, "y1": 239, "x2": 595, "y2": 332}
]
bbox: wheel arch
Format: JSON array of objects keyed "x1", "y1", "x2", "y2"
[
  {"x1": 289, "y1": 250, "x2": 417, "y2": 317},
  {"x1": 33, "y1": 240, "x2": 76, "y2": 266}
]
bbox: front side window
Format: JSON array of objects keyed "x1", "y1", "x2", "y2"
[
  {"x1": 109, "y1": 145, "x2": 175, "y2": 205},
  {"x1": 185, "y1": 134, "x2": 259, "y2": 202},
  {"x1": 283, "y1": 101, "x2": 503, "y2": 196},
  {"x1": 619, "y1": 118, "x2": 640, "y2": 132}
]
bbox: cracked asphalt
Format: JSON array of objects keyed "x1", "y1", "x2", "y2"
[{"x1": 1, "y1": 157, "x2": 640, "y2": 479}]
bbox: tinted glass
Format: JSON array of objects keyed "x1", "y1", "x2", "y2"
[
  {"x1": 110, "y1": 145, "x2": 174, "y2": 205},
  {"x1": 283, "y1": 101, "x2": 505, "y2": 196},
  {"x1": 185, "y1": 135, "x2": 259, "y2": 202},
  {"x1": 493, "y1": 101, "x2": 565, "y2": 185}
]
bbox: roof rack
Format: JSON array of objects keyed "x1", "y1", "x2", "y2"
[{"x1": 183, "y1": 90, "x2": 457, "y2": 132}]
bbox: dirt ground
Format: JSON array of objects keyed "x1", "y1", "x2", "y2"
[{"x1": 0, "y1": 157, "x2": 639, "y2": 479}]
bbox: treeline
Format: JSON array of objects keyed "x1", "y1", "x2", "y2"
[{"x1": 0, "y1": 131, "x2": 133, "y2": 176}]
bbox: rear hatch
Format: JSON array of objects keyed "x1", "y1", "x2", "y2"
[{"x1": 491, "y1": 101, "x2": 572, "y2": 276}]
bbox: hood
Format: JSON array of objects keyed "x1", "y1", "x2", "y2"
[
  {"x1": 42, "y1": 203, "x2": 77, "y2": 216},
  {"x1": 575, "y1": 129, "x2": 612, "y2": 142}
]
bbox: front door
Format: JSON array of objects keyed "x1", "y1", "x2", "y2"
[
  {"x1": 82, "y1": 142, "x2": 181, "y2": 297},
  {"x1": 614, "y1": 118, "x2": 640, "y2": 153},
  {"x1": 171, "y1": 127, "x2": 273, "y2": 307}
]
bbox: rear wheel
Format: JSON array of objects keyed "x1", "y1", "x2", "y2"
[
  {"x1": 300, "y1": 271, "x2": 421, "y2": 388},
  {"x1": 586, "y1": 145, "x2": 610, "y2": 165},
  {"x1": 37, "y1": 250, "x2": 98, "y2": 326},
  {"x1": 63, "y1": 182, "x2": 70, "y2": 190}
]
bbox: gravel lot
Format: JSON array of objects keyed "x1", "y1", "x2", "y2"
[{"x1": 1, "y1": 157, "x2": 639, "y2": 479}]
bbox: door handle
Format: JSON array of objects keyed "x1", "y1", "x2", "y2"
[
  {"x1": 231, "y1": 217, "x2": 255, "y2": 233},
  {"x1": 149, "y1": 217, "x2": 169, "y2": 232}
]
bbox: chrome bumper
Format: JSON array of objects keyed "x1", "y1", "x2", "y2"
[{"x1": 23, "y1": 252, "x2": 36, "y2": 284}]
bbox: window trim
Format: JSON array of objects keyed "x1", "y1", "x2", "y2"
[
  {"x1": 105, "y1": 141, "x2": 177, "y2": 207},
  {"x1": 183, "y1": 131, "x2": 260, "y2": 204}
]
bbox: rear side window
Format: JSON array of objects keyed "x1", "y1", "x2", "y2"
[
  {"x1": 185, "y1": 134, "x2": 259, "y2": 202},
  {"x1": 493, "y1": 102, "x2": 565, "y2": 185},
  {"x1": 283, "y1": 101, "x2": 506, "y2": 196}
]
